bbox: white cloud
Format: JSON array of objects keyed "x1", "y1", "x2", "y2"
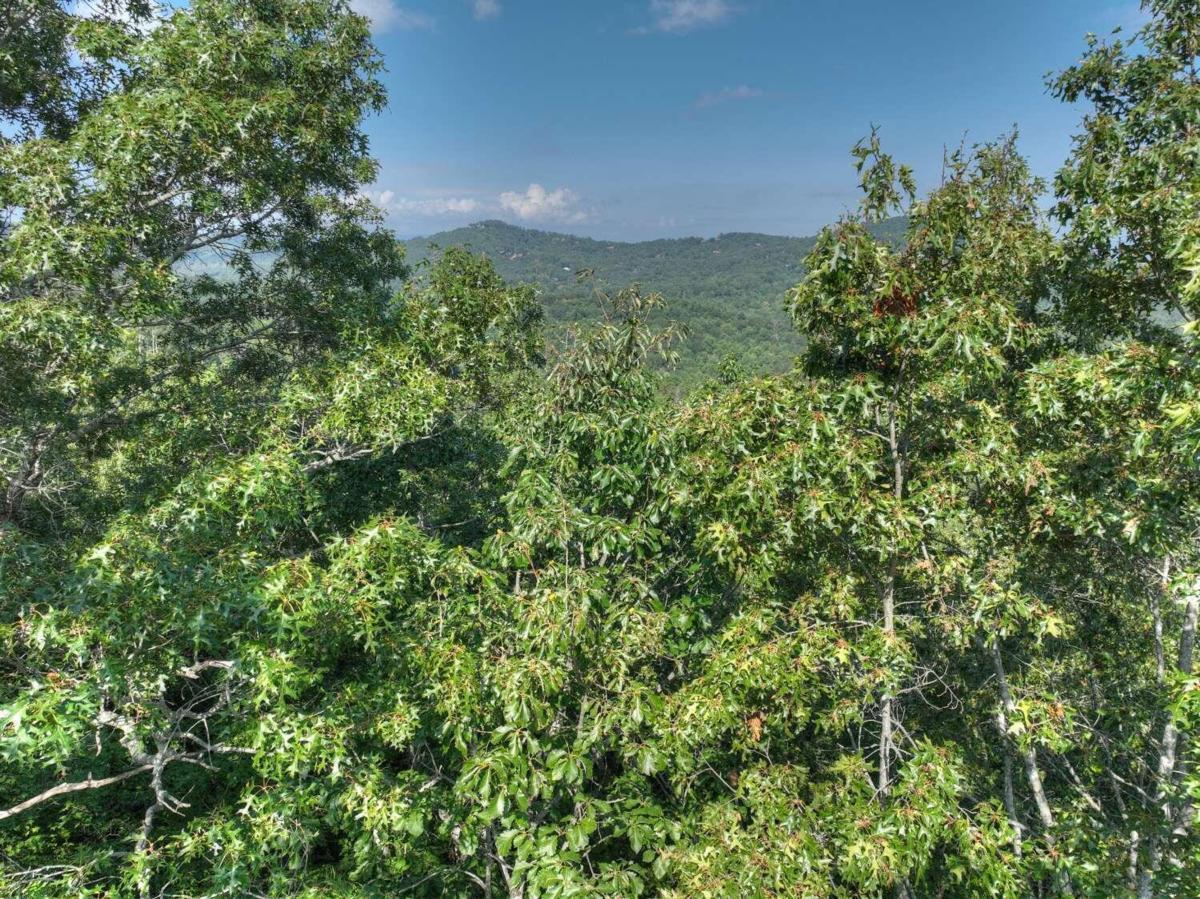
[
  {"x1": 396, "y1": 197, "x2": 482, "y2": 216},
  {"x1": 472, "y1": 0, "x2": 502, "y2": 20},
  {"x1": 349, "y1": 0, "x2": 435, "y2": 32},
  {"x1": 364, "y1": 190, "x2": 481, "y2": 216},
  {"x1": 640, "y1": 0, "x2": 736, "y2": 34},
  {"x1": 693, "y1": 84, "x2": 762, "y2": 109},
  {"x1": 363, "y1": 184, "x2": 588, "y2": 225},
  {"x1": 498, "y1": 184, "x2": 586, "y2": 223}
]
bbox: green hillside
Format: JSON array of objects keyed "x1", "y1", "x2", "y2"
[{"x1": 404, "y1": 218, "x2": 906, "y2": 391}]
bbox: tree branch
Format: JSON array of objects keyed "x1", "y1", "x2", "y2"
[{"x1": 0, "y1": 766, "x2": 153, "y2": 822}]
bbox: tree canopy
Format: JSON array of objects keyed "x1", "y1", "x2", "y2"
[{"x1": 3, "y1": 1, "x2": 1200, "y2": 896}]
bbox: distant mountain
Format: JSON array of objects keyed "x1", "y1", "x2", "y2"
[{"x1": 403, "y1": 218, "x2": 907, "y2": 392}]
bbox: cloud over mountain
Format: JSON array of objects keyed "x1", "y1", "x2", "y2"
[{"x1": 499, "y1": 184, "x2": 587, "y2": 223}]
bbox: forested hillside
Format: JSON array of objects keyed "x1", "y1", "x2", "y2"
[
  {"x1": 3, "y1": 1, "x2": 1200, "y2": 897},
  {"x1": 404, "y1": 218, "x2": 907, "y2": 390}
]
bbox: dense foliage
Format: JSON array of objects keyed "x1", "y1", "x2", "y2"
[
  {"x1": 3, "y1": 1, "x2": 1200, "y2": 897},
  {"x1": 403, "y1": 218, "x2": 906, "y2": 394}
]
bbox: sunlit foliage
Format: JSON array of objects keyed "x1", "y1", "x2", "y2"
[{"x1": 3, "y1": 1, "x2": 1200, "y2": 897}]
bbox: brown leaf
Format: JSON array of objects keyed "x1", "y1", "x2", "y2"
[{"x1": 747, "y1": 712, "x2": 764, "y2": 743}]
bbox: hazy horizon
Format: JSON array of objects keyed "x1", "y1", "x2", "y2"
[{"x1": 399, "y1": 215, "x2": 894, "y2": 244}]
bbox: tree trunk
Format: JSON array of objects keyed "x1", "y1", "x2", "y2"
[
  {"x1": 878, "y1": 402, "x2": 903, "y2": 796},
  {"x1": 989, "y1": 638, "x2": 1073, "y2": 896},
  {"x1": 1003, "y1": 751, "x2": 1024, "y2": 857},
  {"x1": 991, "y1": 641, "x2": 1056, "y2": 833},
  {"x1": 1140, "y1": 574, "x2": 1199, "y2": 897},
  {"x1": 878, "y1": 564, "x2": 895, "y2": 794}
]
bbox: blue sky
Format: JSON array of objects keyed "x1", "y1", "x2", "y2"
[{"x1": 353, "y1": 0, "x2": 1147, "y2": 240}]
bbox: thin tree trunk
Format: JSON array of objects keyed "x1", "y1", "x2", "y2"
[
  {"x1": 1155, "y1": 592, "x2": 1198, "y2": 813},
  {"x1": 881, "y1": 400, "x2": 907, "y2": 899},
  {"x1": 1154, "y1": 558, "x2": 1171, "y2": 685},
  {"x1": 991, "y1": 641, "x2": 1056, "y2": 833},
  {"x1": 1138, "y1": 859, "x2": 1153, "y2": 898},
  {"x1": 1003, "y1": 751, "x2": 1024, "y2": 857},
  {"x1": 989, "y1": 638, "x2": 1073, "y2": 896},
  {"x1": 878, "y1": 569, "x2": 895, "y2": 794},
  {"x1": 878, "y1": 402, "x2": 902, "y2": 796},
  {"x1": 1141, "y1": 575, "x2": 1199, "y2": 897},
  {"x1": 1128, "y1": 830, "x2": 1141, "y2": 894}
]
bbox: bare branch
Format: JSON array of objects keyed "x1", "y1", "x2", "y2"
[
  {"x1": 179, "y1": 660, "x2": 235, "y2": 680},
  {"x1": 0, "y1": 766, "x2": 153, "y2": 822}
]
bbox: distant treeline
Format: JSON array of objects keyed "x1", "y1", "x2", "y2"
[{"x1": 404, "y1": 218, "x2": 907, "y2": 391}]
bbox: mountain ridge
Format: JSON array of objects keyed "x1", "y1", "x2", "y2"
[{"x1": 403, "y1": 217, "x2": 906, "y2": 391}]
